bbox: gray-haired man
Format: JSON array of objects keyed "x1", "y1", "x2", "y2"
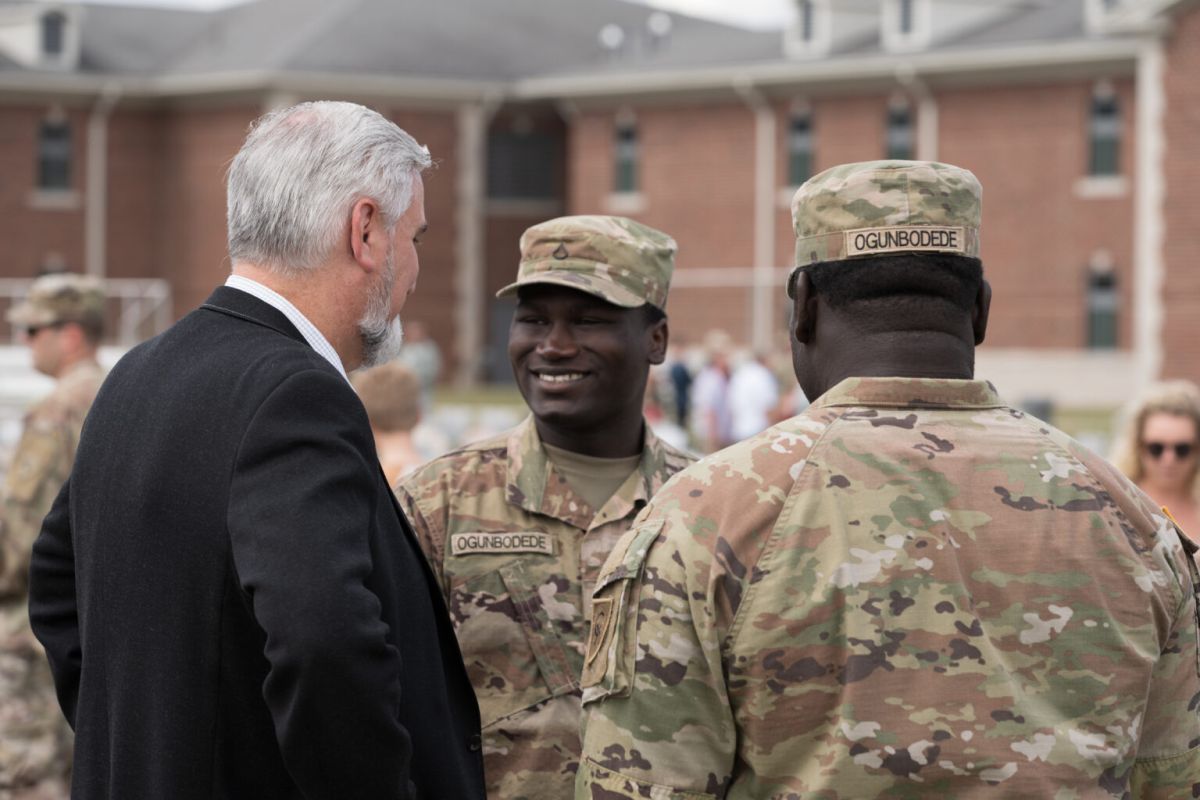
[{"x1": 29, "y1": 101, "x2": 484, "y2": 800}]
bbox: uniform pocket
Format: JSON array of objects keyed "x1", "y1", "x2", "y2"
[
  {"x1": 451, "y1": 560, "x2": 576, "y2": 727},
  {"x1": 581, "y1": 520, "x2": 664, "y2": 703}
]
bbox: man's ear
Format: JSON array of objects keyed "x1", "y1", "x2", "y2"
[
  {"x1": 791, "y1": 271, "x2": 818, "y2": 346},
  {"x1": 646, "y1": 317, "x2": 668, "y2": 365},
  {"x1": 973, "y1": 279, "x2": 992, "y2": 346},
  {"x1": 349, "y1": 197, "x2": 384, "y2": 274}
]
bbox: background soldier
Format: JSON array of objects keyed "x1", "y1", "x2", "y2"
[
  {"x1": 397, "y1": 215, "x2": 695, "y2": 800},
  {"x1": 1, "y1": 274, "x2": 106, "y2": 800},
  {"x1": 577, "y1": 161, "x2": 1200, "y2": 798}
]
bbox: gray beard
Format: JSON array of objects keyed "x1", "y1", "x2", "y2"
[
  {"x1": 360, "y1": 316, "x2": 404, "y2": 368},
  {"x1": 357, "y1": 250, "x2": 405, "y2": 368}
]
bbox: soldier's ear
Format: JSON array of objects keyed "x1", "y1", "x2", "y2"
[
  {"x1": 646, "y1": 317, "x2": 668, "y2": 366},
  {"x1": 791, "y1": 272, "x2": 817, "y2": 345},
  {"x1": 972, "y1": 279, "x2": 991, "y2": 346}
]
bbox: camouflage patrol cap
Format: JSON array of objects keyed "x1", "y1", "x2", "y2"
[
  {"x1": 7, "y1": 273, "x2": 106, "y2": 330},
  {"x1": 789, "y1": 160, "x2": 982, "y2": 281},
  {"x1": 496, "y1": 215, "x2": 676, "y2": 310}
]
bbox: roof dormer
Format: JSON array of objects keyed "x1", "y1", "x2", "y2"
[
  {"x1": 784, "y1": 0, "x2": 832, "y2": 59},
  {"x1": 784, "y1": 0, "x2": 876, "y2": 61},
  {"x1": 881, "y1": 0, "x2": 932, "y2": 53},
  {"x1": 1085, "y1": 0, "x2": 1140, "y2": 34},
  {"x1": 0, "y1": 3, "x2": 82, "y2": 72}
]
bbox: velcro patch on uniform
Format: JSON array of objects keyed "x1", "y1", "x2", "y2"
[
  {"x1": 450, "y1": 531, "x2": 555, "y2": 556},
  {"x1": 844, "y1": 226, "x2": 967, "y2": 258},
  {"x1": 582, "y1": 596, "x2": 615, "y2": 686}
]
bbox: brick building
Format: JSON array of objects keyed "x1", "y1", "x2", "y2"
[{"x1": 0, "y1": 0, "x2": 1197, "y2": 407}]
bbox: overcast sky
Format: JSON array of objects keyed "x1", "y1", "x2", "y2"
[{"x1": 71, "y1": 0, "x2": 796, "y2": 30}]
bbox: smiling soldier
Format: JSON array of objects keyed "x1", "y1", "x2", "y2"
[{"x1": 396, "y1": 215, "x2": 695, "y2": 800}]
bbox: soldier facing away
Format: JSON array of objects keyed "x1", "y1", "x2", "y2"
[
  {"x1": 577, "y1": 161, "x2": 1200, "y2": 798},
  {"x1": 1, "y1": 274, "x2": 107, "y2": 800},
  {"x1": 396, "y1": 215, "x2": 696, "y2": 800}
]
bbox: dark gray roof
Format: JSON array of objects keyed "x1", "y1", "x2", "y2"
[
  {"x1": 0, "y1": 0, "x2": 1144, "y2": 85},
  {"x1": 154, "y1": 0, "x2": 773, "y2": 80},
  {"x1": 78, "y1": 4, "x2": 211, "y2": 74}
]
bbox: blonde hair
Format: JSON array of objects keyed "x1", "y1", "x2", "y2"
[
  {"x1": 351, "y1": 362, "x2": 421, "y2": 433},
  {"x1": 1111, "y1": 380, "x2": 1200, "y2": 489}
]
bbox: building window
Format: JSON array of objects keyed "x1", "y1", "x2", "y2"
[
  {"x1": 788, "y1": 110, "x2": 814, "y2": 185},
  {"x1": 37, "y1": 119, "x2": 71, "y2": 190},
  {"x1": 886, "y1": 104, "x2": 913, "y2": 160},
  {"x1": 799, "y1": 0, "x2": 816, "y2": 41},
  {"x1": 42, "y1": 12, "x2": 65, "y2": 57},
  {"x1": 1089, "y1": 88, "x2": 1120, "y2": 176},
  {"x1": 898, "y1": 0, "x2": 914, "y2": 34},
  {"x1": 1087, "y1": 266, "x2": 1118, "y2": 349},
  {"x1": 614, "y1": 119, "x2": 638, "y2": 194},
  {"x1": 487, "y1": 130, "x2": 562, "y2": 200}
]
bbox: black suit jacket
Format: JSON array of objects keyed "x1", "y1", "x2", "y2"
[{"x1": 29, "y1": 287, "x2": 484, "y2": 800}]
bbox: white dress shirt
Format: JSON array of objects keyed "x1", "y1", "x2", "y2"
[{"x1": 224, "y1": 274, "x2": 349, "y2": 382}]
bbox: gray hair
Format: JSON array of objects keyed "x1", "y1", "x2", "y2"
[{"x1": 226, "y1": 101, "x2": 431, "y2": 274}]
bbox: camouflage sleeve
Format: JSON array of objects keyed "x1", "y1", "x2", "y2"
[
  {"x1": 1, "y1": 420, "x2": 70, "y2": 598},
  {"x1": 393, "y1": 482, "x2": 448, "y2": 598},
  {"x1": 577, "y1": 519, "x2": 736, "y2": 799},
  {"x1": 1130, "y1": 527, "x2": 1200, "y2": 797}
]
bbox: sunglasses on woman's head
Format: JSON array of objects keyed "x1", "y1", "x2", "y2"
[{"x1": 1143, "y1": 441, "x2": 1195, "y2": 460}]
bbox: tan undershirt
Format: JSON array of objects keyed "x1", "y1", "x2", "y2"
[{"x1": 542, "y1": 442, "x2": 641, "y2": 514}]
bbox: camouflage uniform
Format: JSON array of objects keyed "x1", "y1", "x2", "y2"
[
  {"x1": 578, "y1": 162, "x2": 1200, "y2": 798},
  {"x1": 2, "y1": 275, "x2": 107, "y2": 800},
  {"x1": 400, "y1": 214, "x2": 692, "y2": 799},
  {"x1": 397, "y1": 418, "x2": 693, "y2": 799},
  {"x1": 578, "y1": 378, "x2": 1200, "y2": 798}
]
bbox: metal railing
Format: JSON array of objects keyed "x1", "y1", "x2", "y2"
[{"x1": 0, "y1": 277, "x2": 172, "y2": 346}]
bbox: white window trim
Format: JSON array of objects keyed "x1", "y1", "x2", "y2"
[
  {"x1": 606, "y1": 192, "x2": 647, "y2": 215},
  {"x1": 1074, "y1": 175, "x2": 1129, "y2": 199},
  {"x1": 784, "y1": 0, "x2": 833, "y2": 60},
  {"x1": 27, "y1": 188, "x2": 81, "y2": 211},
  {"x1": 881, "y1": 0, "x2": 932, "y2": 53}
]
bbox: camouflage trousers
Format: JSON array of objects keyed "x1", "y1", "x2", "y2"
[{"x1": 0, "y1": 642, "x2": 71, "y2": 800}]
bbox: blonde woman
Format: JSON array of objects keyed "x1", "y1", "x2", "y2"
[{"x1": 1113, "y1": 380, "x2": 1200, "y2": 536}]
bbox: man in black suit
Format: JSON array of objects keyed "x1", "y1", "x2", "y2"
[{"x1": 28, "y1": 101, "x2": 485, "y2": 799}]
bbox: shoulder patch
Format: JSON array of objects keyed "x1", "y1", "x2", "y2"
[{"x1": 581, "y1": 520, "x2": 664, "y2": 694}]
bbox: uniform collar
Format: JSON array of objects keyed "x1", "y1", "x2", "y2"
[
  {"x1": 504, "y1": 415, "x2": 677, "y2": 531},
  {"x1": 813, "y1": 376, "x2": 1005, "y2": 410}
]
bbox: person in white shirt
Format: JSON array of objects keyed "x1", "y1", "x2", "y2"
[{"x1": 728, "y1": 351, "x2": 780, "y2": 441}]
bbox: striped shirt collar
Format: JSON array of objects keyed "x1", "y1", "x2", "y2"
[{"x1": 224, "y1": 274, "x2": 348, "y2": 382}]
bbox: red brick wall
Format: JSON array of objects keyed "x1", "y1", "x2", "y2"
[
  {"x1": 0, "y1": 104, "x2": 88, "y2": 278},
  {"x1": 1161, "y1": 2, "x2": 1200, "y2": 382},
  {"x1": 384, "y1": 109, "x2": 459, "y2": 379},
  {"x1": 157, "y1": 105, "x2": 258, "y2": 316},
  {"x1": 568, "y1": 102, "x2": 757, "y2": 343},
  {"x1": 939, "y1": 80, "x2": 1136, "y2": 351},
  {"x1": 106, "y1": 108, "x2": 167, "y2": 281}
]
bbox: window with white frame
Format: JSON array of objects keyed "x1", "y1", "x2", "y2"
[
  {"x1": 37, "y1": 118, "x2": 71, "y2": 190},
  {"x1": 882, "y1": 0, "x2": 931, "y2": 51},
  {"x1": 614, "y1": 118, "x2": 639, "y2": 194},
  {"x1": 788, "y1": 109, "x2": 814, "y2": 186},
  {"x1": 1088, "y1": 85, "x2": 1120, "y2": 177},
  {"x1": 41, "y1": 11, "x2": 65, "y2": 57},
  {"x1": 886, "y1": 103, "x2": 913, "y2": 161},
  {"x1": 784, "y1": 0, "x2": 831, "y2": 59},
  {"x1": 1086, "y1": 260, "x2": 1118, "y2": 349}
]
